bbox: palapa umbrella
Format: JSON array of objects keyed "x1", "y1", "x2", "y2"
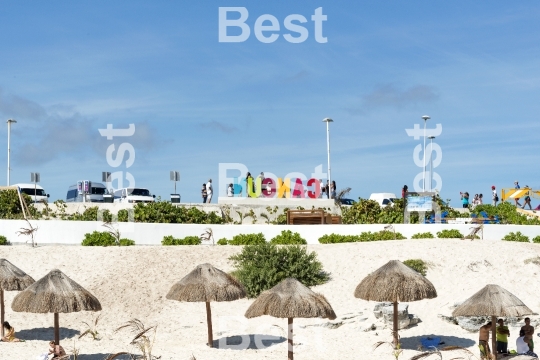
[
  {"x1": 354, "y1": 260, "x2": 437, "y2": 345},
  {"x1": 0, "y1": 259, "x2": 35, "y2": 337},
  {"x1": 452, "y1": 284, "x2": 534, "y2": 359},
  {"x1": 11, "y1": 269, "x2": 101, "y2": 346},
  {"x1": 166, "y1": 263, "x2": 246, "y2": 348},
  {"x1": 245, "y1": 277, "x2": 336, "y2": 360}
]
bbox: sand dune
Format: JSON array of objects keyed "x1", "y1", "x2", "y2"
[{"x1": 1, "y1": 239, "x2": 539, "y2": 360}]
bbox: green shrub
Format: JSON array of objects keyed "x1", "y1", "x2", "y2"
[
  {"x1": 502, "y1": 232, "x2": 530, "y2": 242},
  {"x1": 411, "y1": 232, "x2": 434, "y2": 239},
  {"x1": 228, "y1": 233, "x2": 266, "y2": 246},
  {"x1": 119, "y1": 238, "x2": 135, "y2": 246},
  {"x1": 82, "y1": 231, "x2": 116, "y2": 246},
  {"x1": 318, "y1": 234, "x2": 360, "y2": 244},
  {"x1": 270, "y1": 230, "x2": 307, "y2": 245},
  {"x1": 217, "y1": 238, "x2": 229, "y2": 245},
  {"x1": 533, "y1": 236, "x2": 540, "y2": 244},
  {"x1": 118, "y1": 209, "x2": 129, "y2": 222},
  {"x1": 133, "y1": 202, "x2": 224, "y2": 224},
  {"x1": 162, "y1": 235, "x2": 201, "y2": 245},
  {"x1": 403, "y1": 259, "x2": 427, "y2": 276},
  {"x1": 229, "y1": 242, "x2": 329, "y2": 298},
  {"x1": 436, "y1": 229, "x2": 464, "y2": 238},
  {"x1": 358, "y1": 230, "x2": 406, "y2": 241},
  {"x1": 0, "y1": 235, "x2": 8, "y2": 245}
]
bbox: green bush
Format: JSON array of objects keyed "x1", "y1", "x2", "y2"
[
  {"x1": 358, "y1": 230, "x2": 406, "y2": 241},
  {"x1": 318, "y1": 234, "x2": 360, "y2": 244},
  {"x1": 217, "y1": 238, "x2": 229, "y2": 245},
  {"x1": 270, "y1": 230, "x2": 307, "y2": 245},
  {"x1": 411, "y1": 232, "x2": 434, "y2": 239},
  {"x1": 0, "y1": 235, "x2": 8, "y2": 245},
  {"x1": 229, "y1": 242, "x2": 329, "y2": 298},
  {"x1": 133, "y1": 202, "x2": 224, "y2": 224},
  {"x1": 161, "y1": 235, "x2": 201, "y2": 245},
  {"x1": 119, "y1": 238, "x2": 135, "y2": 246},
  {"x1": 82, "y1": 231, "x2": 116, "y2": 246},
  {"x1": 532, "y1": 236, "x2": 540, "y2": 244},
  {"x1": 0, "y1": 190, "x2": 39, "y2": 219},
  {"x1": 228, "y1": 233, "x2": 266, "y2": 246},
  {"x1": 502, "y1": 232, "x2": 530, "y2": 242},
  {"x1": 403, "y1": 259, "x2": 428, "y2": 276},
  {"x1": 436, "y1": 229, "x2": 464, "y2": 238}
]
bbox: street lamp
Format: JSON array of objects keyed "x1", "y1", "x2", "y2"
[
  {"x1": 428, "y1": 136, "x2": 435, "y2": 191},
  {"x1": 421, "y1": 115, "x2": 430, "y2": 192},
  {"x1": 322, "y1": 118, "x2": 333, "y2": 198},
  {"x1": 6, "y1": 119, "x2": 17, "y2": 186}
]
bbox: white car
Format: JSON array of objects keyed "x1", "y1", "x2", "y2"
[
  {"x1": 14, "y1": 183, "x2": 50, "y2": 203},
  {"x1": 113, "y1": 188, "x2": 156, "y2": 203},
  {"x1": 369, "y1": 193, "x2": 397, "y2": 207}
]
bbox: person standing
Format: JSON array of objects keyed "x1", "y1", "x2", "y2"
[
  {"x1": 227, "y1": 183, "x2": 234, "y2": 197},
  {"x1": 201, "y1": 184, "x2": 207, "y2": 203},
  {"x1": 496, "y1": 318, "x2": 510, "y2": 354},
  {"x1": 320, "y1": 179, "x2": 326, "y2": 198},
  {"x1": 325, "y1": 180, "x2": 330, "y2": 199},
  {"x1": 402, "y1": 185, "x2": 408, "y2": 198},
  {"x1": 257, "y1": 172, "x2": 265, "y2": 197},
  {"x1": 206, "y1": 179, "x2": 213, "y2": 203},
  {"x1": 478, "y1": 194, "x2": 483, "y2": 205},
  {"x1": 246, "y1": 172, "x2": 254, "y2": 197},
  {"x1": 478, "y1": 321, "x2": 492, "y2": 359},
  {"x1": 492, "y1": 186, "x2": 498, "y2": 206},
  {"x1": 330, "y1": 180, "x2": 336, "y2": 199},
  {"x1": 521, "y1": 318, "x2": 535, "y2": 350},
  {"x1": 460, "y1": 192, "x2": 470, "y2": 209},
  {"x1": 523, "y1": 186, "x2": 533, "y2": 210},
  {"x1": 514, "y1": 181, "x2": 522, "y2": 207}
]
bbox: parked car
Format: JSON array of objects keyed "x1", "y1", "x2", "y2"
[
  {"x1": 369, "y1": 193, "x2": 397, "y2": 207},
  {"x1": 114, "y1": 187, "x2": 155, "y2": 203},
  {"x1": 66, "y1": 182, "x2": 107, "y2": 202},
  {"x1": 340, "y1": 198, "x2": 356, "y2": 206}
]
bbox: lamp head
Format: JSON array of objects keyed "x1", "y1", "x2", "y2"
[
  {"x1": 421, "y1": 115, "x2": 430, "y2": 121},
  {"x1": 322, "y1": 118, "x2": 334, "y2": 123},
  {"x1": 6, "y1": 119, "x2": 17, "y2": 124},
  {"x1": 428, "y1": 136, "x2": 436, "y2": 139}
]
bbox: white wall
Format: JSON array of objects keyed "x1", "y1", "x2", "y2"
[{"x1": 1, "y1": 220, "x2": 539, "y2": 245}]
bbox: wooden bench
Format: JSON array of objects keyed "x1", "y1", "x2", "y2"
[{"x1": 286, "y1": 210, "x2": 341, "y2": 225}]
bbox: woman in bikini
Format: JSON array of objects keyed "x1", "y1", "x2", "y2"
[{"x1": 1, "y1": 321, "x2": 24, "y2": 342}]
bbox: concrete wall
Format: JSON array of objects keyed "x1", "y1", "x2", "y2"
[{"x1": 1, "y1": 219, "x2": 539, "y2": 245}]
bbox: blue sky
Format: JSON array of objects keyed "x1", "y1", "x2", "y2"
[{"x1": 0, "y1": 1, "x2": 539, "y2": 205}]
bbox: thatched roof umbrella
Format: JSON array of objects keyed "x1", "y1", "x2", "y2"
[
  {"x1": 354, "y1": 260, "x2": 437, "y2": 345},
  {"x1": 245, "y1": 278, "x2": 336, "y2": 360},
  {"x1": 453, "y1": 284, "x2": 534, "y2": 359},
  {"x1": 11, "y1": 269, "x2": 101, "y2": 346},
  {"x1": 0, "y1": 259, "x2": 35, "y2": 337},
  {"x1": 166, "y1": 263, "x2": 246, "y2": 348}
]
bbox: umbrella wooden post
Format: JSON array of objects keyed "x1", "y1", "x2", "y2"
[
  {"x1": 206, "y1": 302, "x2": 213, "y2": 348},
  {"x1": 288, "y1": 317, "x2": 293, "y2": 360},
  {"x1": 392, "y1": 301, "x2": 399, "y2": 346},
  {"x1": 1, "y1": 289, "x2": 4, "y2": 337},
  {"x1": 54, "y1": 313, "x2": 60, "y2": 346},
  {"x1": 491, "y1": 316, "x2": 496, "y2": 360}
]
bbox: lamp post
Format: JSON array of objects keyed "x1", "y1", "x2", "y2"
[
  {"x1": 322, "y1": 118, "x2": 333, "y2": 198},
  {"x1": 6, "y1": 119, "x2": 17, "y2": 186},
  {"x1": 428, "y1": 136, "x2": 435, "y2": 192},
  {"x1": 421, "y1": 115, "x2": 430, "y2": 192}
]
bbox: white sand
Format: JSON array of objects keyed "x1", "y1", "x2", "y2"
[{"x1": 1, "y1": 239, "x2": 539, "y2": 360}]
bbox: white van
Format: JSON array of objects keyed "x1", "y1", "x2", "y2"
[
  {"x1": 113, "y1": 188, "x2": 155, "y2": 203},
  {"x1": 369, "y1": 193, "x2": 397, "y2": 207},
  {"x1": 14, "y1": 183, "x2": 50, "y2": 203},
  {"x1": 66, "y1": 182, "x2": 108, "y2": 202}
]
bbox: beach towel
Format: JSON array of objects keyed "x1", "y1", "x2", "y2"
[{"x1": 36, "y1": 353, "x2": 49, "y2": 360}]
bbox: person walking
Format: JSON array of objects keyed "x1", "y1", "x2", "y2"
[
  {"x1": 514, "y1": 181, "x2": 522, "y2": 207},
  {"x1": 206, "y1": 179, "x2": 213, "y2": 203},
  {"x1": 523, "y1": 186, "x2": 533, "y2": 210},
  {"x1": 492, "y1": 186, "x2": 498, "y2": 206},
  {"x1": 201, "y1": 184, "x2": 207, "y2": 203}
]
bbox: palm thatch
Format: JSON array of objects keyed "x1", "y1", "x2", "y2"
[
  {"x1": 245, "y1": 278, "x2": 336, "y2": 320},
  {"x1": 452, "y1": 284, "x2": 534, "y2": 360},
  {"x1": 0, "y1": 259, "x2": 35, "y2": 291},
  {"x1": 12, "y1": 269, "x2": 102, "y2": 313},
  {"x1": 166, "y1": 263, "x2": 246, "y2": 302},
  {"x1": 354, "y1": 260, "x2": 437, "y2": 302},
  {"x1": 452, "y1": 284, "x2": 533, "y2": 317},
  {"x1": 166, "y1": 263, "x2": 246, "y2": 348}
]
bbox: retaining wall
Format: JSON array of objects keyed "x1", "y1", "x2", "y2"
[{"x1": 1, "y1": 220, "x2": 539, "y2": 245}]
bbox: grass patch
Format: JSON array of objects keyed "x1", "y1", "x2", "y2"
[{"x1": 502, "y1": 232, "x2": 530, "y2": 242}]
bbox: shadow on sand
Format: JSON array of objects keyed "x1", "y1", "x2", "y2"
[
  {"x1": 400, "y1": 334, "x2": 476, "y2": 350},
  {"x1": 16, "y1": 327, "x2": 80, "y2": 341},
  {"x1": 78, "y1": 354, "x2": 131, "y2": 360},
  {"x1": 213, "y1": 334, "x2": 286, "y2": 350}
]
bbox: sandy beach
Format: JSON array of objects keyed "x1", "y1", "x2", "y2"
[{"x1": 1, "y1": 239, "x2": 539, "y2": 360}]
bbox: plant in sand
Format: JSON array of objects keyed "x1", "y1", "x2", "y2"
[
  {"x1": 69, "y1": 339, "x2": 81, "y2": 360},
  {"x1": 16, "y1": 218, "x2": 38, "y2": 247},
  {"x1": 436, "y1": 229, "x2": 463, "y2": 239},
  {"x1": 79, "y1": 313, "x2": 102, "y2": 340},
  {"x1": 502, "y1": 231, "x2": 530, "y2": 242},
  {"x1": 403, "y1": 259, "x2": 428, "y2": 276},
  {"x1": 0, "y1": 235, "x2": 9, "y2": 245},
  {"x1": 374, "y1": 340, "x2": 403, "y2": 360},
  {"x1": 108, "y1": 319, "x2": 159, "y2": 360},
  {"x1": 411, "y1": 232, "x2": 434, "y2": 239}
]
